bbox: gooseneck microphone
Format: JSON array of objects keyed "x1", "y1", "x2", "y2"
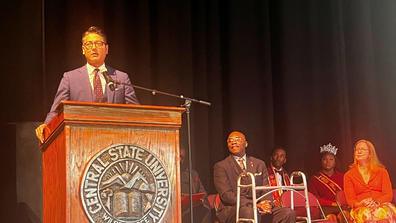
[{"x1": 102, "y1": 71, "x2": 118, "y2": 91}]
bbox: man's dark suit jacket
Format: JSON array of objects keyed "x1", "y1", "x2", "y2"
[
  {"x1": 214, "y1": 154, "x2": 271, "y2": 222},
  {"x1": 44, "y1": 65, "x2": 139, "y2": 124}
]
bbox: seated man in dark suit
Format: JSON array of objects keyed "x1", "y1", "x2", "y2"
[{"x1": 213, "y1": 131, "x2": 295, "y2": 223}]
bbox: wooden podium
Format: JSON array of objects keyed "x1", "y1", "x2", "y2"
[{"x1": 41, "y1": 101, "x2": 185, "y2": 223}]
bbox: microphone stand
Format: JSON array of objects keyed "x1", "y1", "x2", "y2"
[
  {"x1": 132, "y1": 85, "x2": 211, "y2": 106},
  {"x1": 131, "y1": 84, "x2": 211, "y2": 223}
]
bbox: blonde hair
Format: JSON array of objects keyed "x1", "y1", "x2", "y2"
[{"x1": 350, "y1": 139, "x2": 384, "y2": 171}]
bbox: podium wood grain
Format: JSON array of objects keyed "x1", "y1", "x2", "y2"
[{"x1": 42, "y1": 101, "x2": 185, "y2": 223}]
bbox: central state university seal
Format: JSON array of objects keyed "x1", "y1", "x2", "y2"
[{"x1": 80, "y1": 144, "x2": 171, "y2": 223}]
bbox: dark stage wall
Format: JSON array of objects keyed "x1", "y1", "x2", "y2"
[{"x1": 2, "y1": 0, "x2": 396, "y2": 221}]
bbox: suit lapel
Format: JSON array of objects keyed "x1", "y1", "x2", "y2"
[
  {"x1": 105, "y1": 65, "x2": 115, "y2": 103},
  {"x1": 227, "y1": 155, "x2": 242, "y2": 176},
  {"x1": 79, "y1": 66, "x2": 94, "y2": 101},
  {"x1": 247, "y1": 156, "x2": 256, "y2": 173}
]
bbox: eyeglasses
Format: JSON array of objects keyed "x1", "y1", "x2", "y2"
[
  {"x1": 227, "y1": 137, "x2": 243, "y2": 143},
  {"x1": 355, "y1": 147, "x2": 369, "y2": 152},
  {"x1": 83, "y1": 41, "x2": 106, "y2": 49}
]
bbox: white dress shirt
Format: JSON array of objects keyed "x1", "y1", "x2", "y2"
[
  {"x1": 274, "y1": 167, "x2": 284, "y2": 186},
  {"x1": 86, "y1": 63, "x2": 107, "y2": 94}
]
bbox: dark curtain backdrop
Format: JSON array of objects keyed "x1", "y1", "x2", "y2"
[{"x1": 2, "y1": 0, "x2": 396, "y2": 221}]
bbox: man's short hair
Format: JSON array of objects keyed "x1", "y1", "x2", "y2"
[
  {"x1": 82, "y1": 26, "x2": 107, "y2": 43},
  {"x1": 271, "y1": 146, "x2": 286, "y2": 155}
]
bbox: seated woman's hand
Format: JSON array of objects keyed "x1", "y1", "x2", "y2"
[
  {"x1": 366, "y1": 199, "x2": 380, "y2": 209},
  {"x1": 358, "y1": 198, "x2": 377, "y2": 208}
]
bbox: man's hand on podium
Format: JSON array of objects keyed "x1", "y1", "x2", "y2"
[{"x1": 35, "y1": 123, "x2": 50, "y2": 143}]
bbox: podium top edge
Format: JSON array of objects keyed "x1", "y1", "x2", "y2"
[{"x1": 58, "y1": 101, "x2": 186, "y2": 113}]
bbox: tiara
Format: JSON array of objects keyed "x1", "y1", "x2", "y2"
[{"x1": 320, "y1": 143, "x2": 338, "y2": 155}]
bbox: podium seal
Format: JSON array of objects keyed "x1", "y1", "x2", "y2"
[{"x1": 80, "y1": 144, "x2": 171, "y2": 223}]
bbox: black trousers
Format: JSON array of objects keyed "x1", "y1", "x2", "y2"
[{"x1": 182, "y1": 204, "x2": 212, "y2": 223}]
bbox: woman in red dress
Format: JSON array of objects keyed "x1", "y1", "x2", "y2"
[{"x1": 309, "y1": 143, "x2": 346, "y2": 221}]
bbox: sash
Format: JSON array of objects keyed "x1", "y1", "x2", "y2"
[
  {"x1": 313, "y1": 172, "x2": 342, "y2": 195},
  {"x1": 267, "y1": 167, "x2": 290, "y2": 207}
]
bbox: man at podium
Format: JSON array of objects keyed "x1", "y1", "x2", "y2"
[{"x1": 35, "y1": 26, "x2": 139, "y2": 142}]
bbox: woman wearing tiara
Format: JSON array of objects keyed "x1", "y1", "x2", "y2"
[
  {"x1": 344, "y1": 139, "x2": 396, "y2": 223},
  {"x1": 308, "y1": 143, "x2": 346, "y2": 221}
]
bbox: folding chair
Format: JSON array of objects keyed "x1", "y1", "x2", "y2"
[
  {"x1": 206, "y1": 194, "x2": 217, "y2": 210},
  {"x1": 211, "y1": 194, "x2": 221, "y2": 212},
  {"x1": 281, "y1": 190, "x2": 333, "y2": 223},
  {"x1": 207, "y1": 194, "x2": 221, "y2": 223},
  {"x1": 335, "y1": 190, "x2": 350, "y2": 223}
]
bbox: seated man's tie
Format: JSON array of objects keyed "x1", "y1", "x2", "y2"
[{"x1": 237, "y1": 158, "x2": 246, "y2": 170}]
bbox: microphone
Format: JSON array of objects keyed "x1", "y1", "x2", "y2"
[{"x1": 102, "y1": 70, "x2": 117, "y2": 91}]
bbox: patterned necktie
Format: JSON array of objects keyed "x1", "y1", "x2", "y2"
[
  {"x1": 237, "y1": 158, "x2": 246, "y2": 170},
  {"x1": 93, "y1": 68, "x2": 103, "y2": 102}
]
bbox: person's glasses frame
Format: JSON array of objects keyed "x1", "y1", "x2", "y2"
[
  {"x1": 355, "y1": 147, "x2": 369, "y2": 152},
  {"x1": 83, "y1": 41, "x2": 107, "y2": 49},
  {"x1": 227, "y1": 137, "x2": 243, "y2": 143}
]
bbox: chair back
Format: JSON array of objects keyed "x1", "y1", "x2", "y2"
[
  {"x1": 206, "y1": 194, "x2": 217, "y2": 209},
  {"x1": 335, "y1": 190, "x2": 351, "y2": 223},
  {"x1": 281, "y1": 190, "x2": 321, "y2": 220},
  {"x1": 209, "y1": 194, "x2": 221, "y2": 212},
  {"x1": 335, "y1": 190, "x2": 348, "y2": 206},
  {"x1": 206, "y1": 194, "x2": 220, "y2": 223}
]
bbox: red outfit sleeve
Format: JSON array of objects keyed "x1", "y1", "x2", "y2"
[
  {"x1": 343, "y1": 170, "x2": 357, "y2": 208},
  {"x1": 315, "y1": 195, "x2": 334, "y2": 206},
  {"x1": 376, "y1": 168, "x2": 393, "y2": 203},
  {"x1": 308, "y1": 177, "x2": 334, "y2": 206}
]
